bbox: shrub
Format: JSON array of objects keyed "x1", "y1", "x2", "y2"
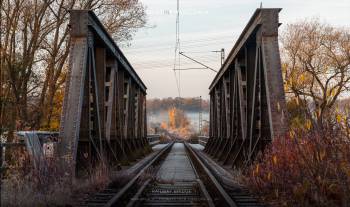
[
  {"x1": 244, "y1": 124, "x2": 350, "y2": 206},
  {"x1": 1, "y1": 151, "x2": 113, "y2": 206}
]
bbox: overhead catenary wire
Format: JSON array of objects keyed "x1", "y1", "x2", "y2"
[
  {"x1": 121, "y1": 35, "x2": 235, "y2": 51},
  {"x1": 178, "y1": 52, "x2": 217, "y2": 72},
  {"x1": 135, "y1": 62, "x2": 218, "y2": 70},
  {"x1": 132, "y1": 57, "x2": 220, "y2": 70},
  {"x1": 123, "y1": 0, "x2": 227, "y2": 81},
  {"x1": 130, "y1": 55, "x2": 220, "y2": 64},
  {"x1": 123, "y1": 39, "x2": 233, "y2": 53}
]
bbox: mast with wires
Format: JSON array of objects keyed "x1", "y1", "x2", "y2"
[
  {"x1": 211, "y1": 48, "x2": 225, "y2": 67},
  {"x1": 173, "y1": 0, "x2": 181, "y2": 97}
]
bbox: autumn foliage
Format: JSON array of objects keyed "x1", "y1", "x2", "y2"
[
  {"x1": 242, "y1": 19, "x2": 350, "y2": 206},
  {"x1": 244, "y1": 122, "x2": 350, "y2": 206},
  {"x1": 159, "y1": 107, "x2": 192, "y2": 138}
]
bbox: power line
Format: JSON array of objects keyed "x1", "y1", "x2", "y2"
[
  {"x1": 123, "y1": 39, "x2": 233, "y2": 53},
  {"x1": 128, "y1": 54, "x2": 224, "y2": 63},
  {"x1": 133, "y1": 58, "x2": 220, "y2": 66},
  {"x1": 132, "y1": 58, "x2": 220, "y2": 70},
  {"x1": 121, "y1": 35, "x2": 234, "y2": 51},
  {"x1": 179, "y1": 52, "x2": 217, "y2": 72}
]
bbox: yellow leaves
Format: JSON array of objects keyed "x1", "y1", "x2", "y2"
[
  {"x1": 326, "y1": 87, "x2": 339, "y2": 100},
  {"x1": 334, "y1": 112, "x2": 347, "y2": 126},
  {"x1": 299, "y1": 73, "x2": 305, "y2": 83},
  {"x1": 331, "y1": 89, "x2": 336, "y2": 97},
  {"x1": 305, "y1": 119, "x2": 312, "y2": 130},
  {"x1": 49, "y1": 120, "x2": 60, "y2": 130},
  {"x1": 335, "y1": 112, "x2": 347, "y2": 125},
  {"x1": 336, "y1": 114, "x2": 343, "y2": 123},
  {"x1": 289, "y1": 130, "x2": 296, "y2": 139}
]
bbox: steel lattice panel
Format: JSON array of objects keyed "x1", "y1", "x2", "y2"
[
  {"x1": 205, "y1": 8, "x2": 287, "y2": 168},
  {"x1": 58, "y1": 10, "x2": 148, "y2": 176}
]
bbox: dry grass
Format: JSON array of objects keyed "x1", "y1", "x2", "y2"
[
  {"x1": 1, "y1": 154, "x2": 115, "y2": 206},
  {"x1": 243, "y1": 122, "x2": 350, "y2": 207},
  {"x1": 2, "y1": 155, "x2": 72, "y2": 206}
]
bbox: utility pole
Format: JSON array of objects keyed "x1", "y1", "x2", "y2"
[
  {"x1": 173, "y1": 0, "x2": 181, "y2": 97},
  {"x1": 211, "y1": 48, "x2": 225, "y2": 66},
  {"x1": 199, "y1": 96, "x2": 202, "y2": 135},
  {"x1": 220, "y1": 48, "x2": 225, "y2": 66}
]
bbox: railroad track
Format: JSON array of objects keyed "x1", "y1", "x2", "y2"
[
  {"x1": 82, "y1": 141, "x2": 265, "y2": 207},
  {"x1": 185, "y1": 142, "x2": 265, "y2": 207}
]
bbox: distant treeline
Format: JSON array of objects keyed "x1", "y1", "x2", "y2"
[{"x1": 147, "y1": 97, "x2": 209, "y2": 113}]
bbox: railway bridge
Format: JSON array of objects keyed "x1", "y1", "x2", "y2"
[{"x1": 57, "y1": 8, "x2": 286, "y2": 206}]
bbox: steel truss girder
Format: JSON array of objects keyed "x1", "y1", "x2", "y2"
[
  {"x1": 59, "y1": 10, "x2": 148, "y2": 176},
  {"x1": 205, "y1": 8, "x2": 287, "y2": 168}
]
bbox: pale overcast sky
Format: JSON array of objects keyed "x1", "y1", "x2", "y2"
[{"x1": 121, "y1": 0, "x2": 350, "y2": 99}]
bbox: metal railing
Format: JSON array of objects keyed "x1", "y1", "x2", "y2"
[
  {"x1": 147, "y1": 134, "x2": 161, "y2": 146},
  {"x1": 1, "y1": 131, "x2": 59, "y2": 172},
  {"x1": 198, "y1": 136, "x2": 209, "y2": 146}
]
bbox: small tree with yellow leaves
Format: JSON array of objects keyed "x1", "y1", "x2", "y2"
[{"x1": 281, "y1": 19, "x2": 350, "y2": 124}]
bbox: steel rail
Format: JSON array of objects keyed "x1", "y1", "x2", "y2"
[
  {"x1": 105, "y1": 141, "x2": 174, "y2": 207},
  {"x1": 187, "y1": 147, "x2": 215, "y2": 207},
  {"x1": 125, "y1": 178, "x2": 152, "y2": 207},
  {"x1": 134, "y1": 141, "x2": 215, "y2": 207},
  {"x1": 184, "y1": 142, "x2": 237, "y2": 207}
]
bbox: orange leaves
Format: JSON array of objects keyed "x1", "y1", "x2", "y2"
[
  {"x1": 165, "y1": 107, "x2": 192, "y2": 138},
  {"x1": 272, "y1": 155, "x2": 278, "y2": 165},
  {"x1": 255, "y1": 164, "x2": 260, "y2": 174},
  {"x1": 160, "y1": 121, "x2": 168, "y2": 129},
  {"x1": 168, "y1": 107, "x2": 176, "y2": 129}
]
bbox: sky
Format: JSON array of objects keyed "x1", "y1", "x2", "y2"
[{"x1": 121, "y1": 0, "x2": 350, "y2": 99}]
